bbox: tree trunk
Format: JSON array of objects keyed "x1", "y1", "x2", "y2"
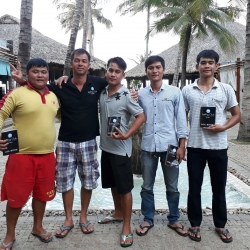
[
  {"x1": 181, "y1": 24, "x2": 192, "y2": 89},
  {"x1": 237, "y1": 0, "x2": 250, "y2": 141},
  {"x1": 18, "y1": 0, "x2": 33, "y2": 76},
  {"x1": 87, "y1": 8, "x2": 92, "y2": 54},
  {"x1": 7, "y1": 40, "x2": 16, "y2": 90},
  {"x1": 145, "y1": 6, "x2": 150, "y2": 59},
  {"x1": 173, "y1": 44, "x2": 182, "y2": 86},
  {"x1": 82, "y1": 0, "x2": 91, "y2": 49},
  {"x1": 63, "y1": 0, "x2": 84, "y2": 75},
  {"x1": 89, "y1": 35, "x2": 94, "y2": 56},
  {"x1": 129, "y1": 117, "x2": 143, "y2": 175}
]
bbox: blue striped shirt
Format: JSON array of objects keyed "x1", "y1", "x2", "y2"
[{"x1": 138, "y1": 84, "x2": 188, "y2": 152}]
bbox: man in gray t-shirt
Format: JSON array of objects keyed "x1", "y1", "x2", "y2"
[{"x1": 97, "y1": 57, "x2": 145, "y2": 248}]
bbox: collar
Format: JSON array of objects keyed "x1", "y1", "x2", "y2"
[
  {"x1": 104, "y1": 84, "x2": 125, "y2": 95},
  {"x1": 27, "y1": 82, "x2": 50, "y2": 95},
  {"x1": 68, "y1": 75, "x2": 92, "y2": 88},
  {"x1": 193, "y1": 78, "x2": 219, "y2": 89},
  {"x1": 27, "y1": 82, "x2": 50, "y2": 104},
  {"x1": 149, "y1": 83, "x2": 165, "y2": 93}
]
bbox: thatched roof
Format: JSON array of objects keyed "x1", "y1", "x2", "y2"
[
  {"x1": 126, "y1": 21, "x2": 246, "y2": 78},
  {"x1": 0, "y1": 14, "x2": 106, "y2": 71}
]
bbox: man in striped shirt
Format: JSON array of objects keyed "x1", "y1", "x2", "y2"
[{"x1": 182, "y1": 50, "x2": 241, "y2": 243}]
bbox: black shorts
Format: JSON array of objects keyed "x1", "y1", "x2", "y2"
[{"x1": 101, "y1": 150, "x2": 134, "y2": 194}]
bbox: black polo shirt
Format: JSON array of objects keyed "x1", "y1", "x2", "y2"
[{"x1": 49, "y1": 75, "x2": 107, "y2": 142}]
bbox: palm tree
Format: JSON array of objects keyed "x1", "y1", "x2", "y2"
[
  {"x1": 128, "y1": 50, "x2": 153, "y2": 65},
  {"x1": 18, "y1": 0, "x2": 33, "y2": 76},
  {"x1": 82, "y1": 0, "x2": 91, "y2": 49},
  {"x1": 117, "y1": 0, "x2": 164, "y2": 60},
  {"x1": 151, "y1": 0, "x2": 244, "y2": 88},
  {"x1": 53, "y1": 0, "x2": 112, "y2": 56},
  {"x1": 237, "y1": 0, "x2": 250, "y2": 141},
  {"x1": 60, "y1": 0, "x2": 84, "y2": 75}
]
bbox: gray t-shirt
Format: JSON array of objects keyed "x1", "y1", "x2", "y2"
[{"x1": 99, "y1": 85, "x2": 143, "y2": 157}]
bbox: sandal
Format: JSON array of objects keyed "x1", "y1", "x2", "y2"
[
  {"x1": 0, "y1": 239, "x2": 16, "y2": 250},
  {"x1": 136, "y1": 223, "x2": 154, "y2": 236},
  {"x1": 168, "y1": 223, "x2": 188, "y2": 237},
  {"x1": 215, "y1": 228, "x2": 233, "y2": 243},
  {"x1": 79, "y1": 221, "x2": 94, "y2": 234},
  {"x1": 55, "y1": 224, "x2": 74, "y2": 238},
  {"x1": 120, "y1": 233, "x2": 133, "y2": 248},
  {"x1": 31, "y1": 231, "x2": 53, "y2": 243},
  {"x1": 98, "y1": 216, "x2": 123, "y2": 224},
  {"x1": 188, "y1": 227, "x2": 201, "y2": 242}
]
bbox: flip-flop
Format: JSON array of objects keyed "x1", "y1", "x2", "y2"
[
  {"x1": 55, "y1": 224, "x2": 74, "y2": 238},
  {"x1": 168, "y1": 223, "x2": 188, "y2": 237},
  {"x1": 79, "y1": 221, "x2": 94, "y2": 234},
  {"x1": 120, "y1": 233, "x2": 133, "y2": 248},
  {"x1": 136, "y1": 224, "x2": 154, "y2": 236},
  {"x1": 98, "y1": 216, "x2": 123, "y2": 224},
  {"x1": 215, "y1": 229, "x2": 233, "y2": 243},
  {"x1": 31, "y1": 231, "x2": 53, "y2": 243},
  {"x1": 0, "y1": 239, "x2": 16, "y2": 250},
  {"x1": 188, "y1": 227, "x2": 201, "y2": 242}
]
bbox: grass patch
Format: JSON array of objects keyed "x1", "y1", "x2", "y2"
[{"x1": 229, "y1": 139, "x2": 250, "y2": 145}]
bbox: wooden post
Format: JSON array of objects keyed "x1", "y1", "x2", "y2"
[
  {"x1": 236, "y1": 58, "x2": 241, "y2": 105},
  {"x1": 143, "y1": 78, "x2": 146, "y2": 88}
]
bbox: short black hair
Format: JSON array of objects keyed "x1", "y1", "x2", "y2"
[
  {"x1": 145, "y1": 56, "x2": 165, "y2": 70},
  {"x1": 70, "y1": 48, "x2": 91, "y2": 62},
  {"x1": 107, "y1": 57, "x2": 127, "y2": 71},
  {"x1": 26, "y1": 58, "x2": 49, "y2": 71},
  {"x1": 196, "y1": 50, "x2": 220, "y2": 64}
]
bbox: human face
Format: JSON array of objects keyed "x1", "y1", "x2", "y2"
[
  {"x1": 105, "y1": 62, "x2": 125, "y2": 87},
  {"x1": 196, "y1": 57, "x2": 219, "y2": 78},
  {"x1": 146, "y1": 61, "x2": 165, "y2": 83},
  {"x1": 26, "y1": 66, "x2": 48, "y2": 91},
  {"x1": 70, "y1": 53, "x2": 90, "y2": 76}
]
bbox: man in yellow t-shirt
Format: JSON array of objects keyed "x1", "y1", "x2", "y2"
[{"x1": 0, "y1": 58, "x2": 59, "y2": 249}]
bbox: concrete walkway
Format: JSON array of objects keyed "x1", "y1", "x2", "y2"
[{"x1": 0, "y1": 122, "x2": 250, "y2": 249}]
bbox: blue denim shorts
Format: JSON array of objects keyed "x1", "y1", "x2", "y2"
[{"x1": 56, "y1": 139, "x2": 99, "y2": 193}]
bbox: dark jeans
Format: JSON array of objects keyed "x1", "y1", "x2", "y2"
[{"x1": 187, "y1": 147, "x2": 228, "y2": 228}]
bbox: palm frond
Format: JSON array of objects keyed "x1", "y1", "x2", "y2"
[{"x1": 204, "y1": 19, "x2": 239, "y2": 52}]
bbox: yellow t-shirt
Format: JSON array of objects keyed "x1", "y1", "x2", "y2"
[{"x1": 0, "y1": 85, "x2": 59, "y2": 154}]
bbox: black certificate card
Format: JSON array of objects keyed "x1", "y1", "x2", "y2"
[
  {"x1": 165, "y1": 144, "x2": 179, "y2": 168},
  {"x1": 1, "y1": 129, "x2": 19, "y2": 155},
  {"x1": 200, "y1": 107, "x2": 216, "y2": 127},
  {"x1": 107, "y1": 116, "x2": 121, "y2": 136}
]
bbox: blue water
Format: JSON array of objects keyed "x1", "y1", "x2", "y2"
[{"x1": 45, "y1": 143, "x2": 250, "y2": 210}]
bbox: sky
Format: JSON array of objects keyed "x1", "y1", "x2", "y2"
[{"x1": 0, "y1": 0, "x2": 247, "y2": 70}]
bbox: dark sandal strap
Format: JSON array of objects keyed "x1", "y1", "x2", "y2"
[{"x1": 189, "y1": 228, "x2": 200, "y2": 234}]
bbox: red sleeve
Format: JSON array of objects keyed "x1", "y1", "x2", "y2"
[{"x1": 0, "y1": 89, "x2": 14, "y2": 109}]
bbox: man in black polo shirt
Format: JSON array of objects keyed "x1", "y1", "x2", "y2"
[
  {"x1": 52, "y1": 49, "x2": 107, "y2": 236},
  {"x1": 11, "y1": 49, "x2": 106, "y2": 236}
]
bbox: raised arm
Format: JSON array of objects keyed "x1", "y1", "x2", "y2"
[{"x1": 9, "y1": 61, "x2": 26, "y2": 85}]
